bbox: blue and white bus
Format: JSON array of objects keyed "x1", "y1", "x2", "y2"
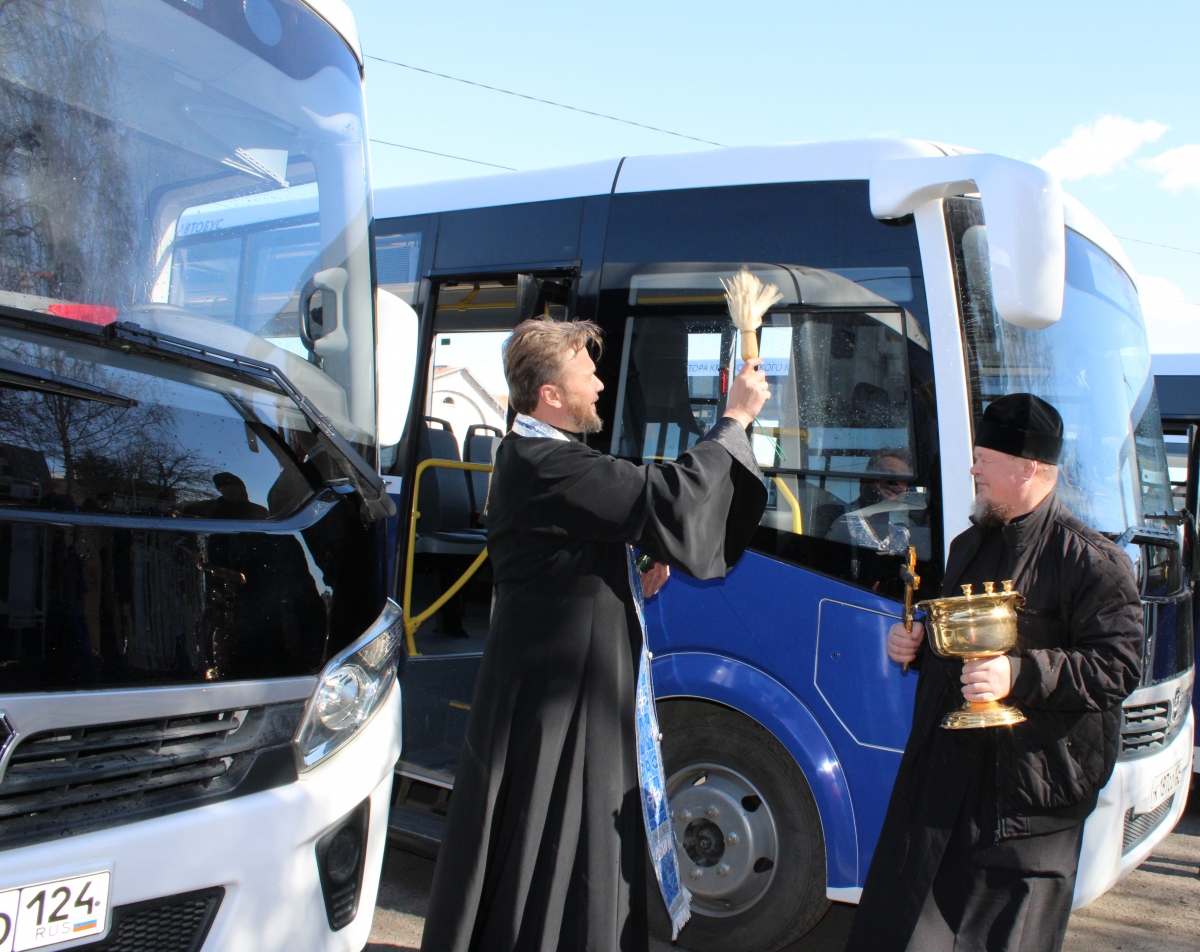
[{"x1": 378, "y1": 140, "x2": 1194, "y2": 950}]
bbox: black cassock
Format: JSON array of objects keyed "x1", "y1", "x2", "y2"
[
  {"x1": 420, "y1": 417, "x2": 766, "y2": 952},
  {"x1": 846, "y1": 497, "x2": 1141, "y2": 952}
]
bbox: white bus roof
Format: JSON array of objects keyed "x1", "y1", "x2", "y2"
[
  {"x1": 372, "y1": 137, "x2": 1133, "y2": 284},
  {"x1": 301, "y1": 0, "x2": 361, "y2": 65},
  {"x1": 373, "y1": 139, "x2": 960, "y2": 219}
]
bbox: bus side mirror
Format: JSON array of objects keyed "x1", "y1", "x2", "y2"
[
  {"x1": 376, "y1": 288, "x2": 419, "y2": 448},
  {"x1": 870, "y1": 154, "x2": 1065, "y2": 330},
  {"x1": 301, "y1": 267, "x2": 350, "y2": 356}
]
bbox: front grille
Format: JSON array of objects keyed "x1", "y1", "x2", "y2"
[
  {"x1": 1120, "y1": 699, "x2": 1172, "y2": 756},
  {"x1": 0, "y1": 703, "x2": 304, "y2": 850},
  {"x1": 86, "y1": 887, "x2": 223, "y2": 952},
  {"x1": 1122, "y1": 794, "x2": 1175, "y2": 853}
]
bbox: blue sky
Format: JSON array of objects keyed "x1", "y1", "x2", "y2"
[{"x1": 347, "y1": 0, "x2": 1200, "y2": 354}]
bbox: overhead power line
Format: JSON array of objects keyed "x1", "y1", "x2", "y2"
[
  {"x1": 369, "y1": 137, "x2": 516, "y2": 171},
  {"x1": 365, "y1": 54, "x2": 727, "y2": 149},
  {"x1": 1142, "y1": 295, "x2": 1200, "y2": 309},
  {"x1": 1116, "y1": 235, "x2": 1200, "y2": 257}
]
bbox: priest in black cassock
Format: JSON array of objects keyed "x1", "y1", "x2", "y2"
[
  {"x1": 845, "y1": 394, "x2": 1143, "y2": 952},
  {"x1": 421, "y1": 318, "x2": 769, "y2": 952}
]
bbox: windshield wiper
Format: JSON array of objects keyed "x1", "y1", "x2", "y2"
[
  {"x1": 0, "y1": 305, "x2": 394, "y2": 521},
  {"x1": 106, "y1": 323, "x2": 396, "y2": 521},
  {"x1": 0, "y1": 356, "x2": 137, "y2": 408}
]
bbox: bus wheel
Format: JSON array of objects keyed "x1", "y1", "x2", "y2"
[{"x1": 647, "y1": 700, "x2": 830, "y2": 952}]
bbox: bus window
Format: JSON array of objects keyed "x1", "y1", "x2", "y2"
[
  {"x1": 377, "y1": 232, "x2": 422, "y2": 305},
  {"x1": 947, "y1": 198, "x2": 1174, "y2": 532},
  {"x1": 169, "y1": 189, "x2": 323, "y2": 359},
  {"x1": 612, "y1": 267, "x2": 933, "y2": 593},
  {"x1": 242, "y1": 223, "x2": 322, "y2": 337},
  {"x1": 170, "y1": 238, "x2": 242, "y2": 324}
]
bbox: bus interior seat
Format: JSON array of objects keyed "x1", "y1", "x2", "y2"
[
  {"x1": 851, "y1": 382, "x2": 895, "y2": 428},
  {"x1": 415, "y1": 417, "x2": 487, "y2": 554},
  {"x1": 464, "y1": 424, "x2": 503, "y2": 523}
]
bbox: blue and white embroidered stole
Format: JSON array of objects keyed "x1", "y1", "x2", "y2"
[{"x1": 510, "y1": 414, "x2": 692, "y2": 937}]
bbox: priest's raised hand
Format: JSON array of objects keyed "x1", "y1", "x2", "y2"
[
  {"x1": 421, "y1": 319, "x2": 769, "y2": 952},
  {"x1": 722, "y1": 355, "x2": 772, "y2": 427}
]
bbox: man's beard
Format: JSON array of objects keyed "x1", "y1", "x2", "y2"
[
  {"x1": 567, "y1": 391, "x2": 603, "y2": 434},
  {"x1": 971, "y1": 494, "x2": 1010, "y2": 527}
]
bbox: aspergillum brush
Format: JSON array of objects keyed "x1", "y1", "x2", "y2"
[{"x1": 720, "y1": 268, "x2": 784, "y2": 361}]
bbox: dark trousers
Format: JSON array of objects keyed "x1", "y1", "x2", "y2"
[{"x1": 906, "y1": 767, "x2": 1085, "y2": 952}]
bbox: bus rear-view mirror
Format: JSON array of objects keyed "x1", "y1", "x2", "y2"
[
  {"x1": 870, "y1": 153, "x2": 1065, "y2": 330},
  {"x1": 301, "y1": 266, "x2": 350, "y2": 355}
]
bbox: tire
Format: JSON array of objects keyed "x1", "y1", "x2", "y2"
[{"x1": 646, "y1": 700, "x2": 830, "y2": 952}]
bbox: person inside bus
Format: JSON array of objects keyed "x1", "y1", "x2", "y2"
[
  {"x1": 420, "y1": 318, "x2": 769, "y2": 952},
  {"x1": 825, "y1": 447, "x2": 927, "y2": 554},
  {"x1": 845, "y1": 393, "x2": 1143, "y2": 952},
  {"x1": 185, "y1": 471, "x2": 267, "y2": 520}
]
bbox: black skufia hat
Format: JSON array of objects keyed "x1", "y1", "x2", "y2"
[{"x1": 975, "y1": 393, "x2": 1063, "y2": 465}]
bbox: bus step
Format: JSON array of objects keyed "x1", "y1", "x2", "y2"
[{"x1": 388, "y1": 804, "x2": 444, "y2": 858}]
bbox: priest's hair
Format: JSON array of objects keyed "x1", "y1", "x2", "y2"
[{"x1": 504, "y1": 318, "x2": 604, "y2": 414}]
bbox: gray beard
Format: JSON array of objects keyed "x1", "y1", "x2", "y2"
[{"x1": 971, "y1": 495, "x2": 1010, "y2": 528}]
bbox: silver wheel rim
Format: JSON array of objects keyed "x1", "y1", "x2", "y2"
[{"x1": 666, "y1": 762, "x2": 779, "y2": 918}]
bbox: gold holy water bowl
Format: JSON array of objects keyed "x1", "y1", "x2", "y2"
[{"x1": 917, "y1": 581, "x2": 1028, "y2": 730}]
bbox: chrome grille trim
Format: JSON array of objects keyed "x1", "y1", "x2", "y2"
[
  {"x1": 1122, "y1": 794, "x2": 1175, "y2": 853},
  {"x1": 0, "y1": 702, "x2": 304, "y2": 850},
  {"x1": 0, "y1": 677, "x2": 314, "y2": 784},
  {"x1": 1118, "y1": 670, "x2": 1194, "y2": 761}
]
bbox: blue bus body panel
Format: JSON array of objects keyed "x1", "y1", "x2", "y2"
[
  {"x1": 646, "y1": 551, "x2": 919, "y2": 888},
  {"x1": 651, "y1": 650, "x2": 860, "y2": 889}
]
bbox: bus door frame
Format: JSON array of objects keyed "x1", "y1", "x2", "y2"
[{"x1": 395, "y1": 266, "x2": 582, "y2": 654}]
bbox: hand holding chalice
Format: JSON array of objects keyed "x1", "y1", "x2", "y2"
[{"x1": 916, "y1": 581, "x2": 1027, "y2": 730}]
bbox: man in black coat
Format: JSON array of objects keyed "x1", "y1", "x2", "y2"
[
  {"x1": 421, "y1": 319, "x2": 769, "y2": 952},
  {"x1": 845, "y1": 393, "x2": 1143, "y2": 952}
]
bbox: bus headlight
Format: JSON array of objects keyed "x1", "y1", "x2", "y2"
[{"x1": 294, "y1": 600, "x2": 402, "y2": 771}]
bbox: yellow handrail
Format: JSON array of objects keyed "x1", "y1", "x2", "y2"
[
  {"x1": 772, "y1": 476, "x2": 803, "y2": 536},
  {"x1": 403, "y1": 458, "x2": 494, "y2": 656}
]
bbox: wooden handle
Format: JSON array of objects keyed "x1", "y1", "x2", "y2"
[{"x1": 740, "y1": 329, "x2": 759, "y2": 360}]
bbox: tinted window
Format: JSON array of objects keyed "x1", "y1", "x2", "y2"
[
  {"x1": 376, "y1": 231, "x2": 423, "y2": 305},
  {"x1": 0, "y1": 329, "x2": 318, "y2": 519},
  {"x1": 606, "y1": 262, "x2": 939, "y2": 598},
  {"x1": 598, "y1": 184, "x2": 940, "y2": 597},
  {"x1": 434, "y1": 200, "x2": 583, "y2": 270},
  {"x1": 605, "y1": 181, "x2": 927, "y2": 327}
]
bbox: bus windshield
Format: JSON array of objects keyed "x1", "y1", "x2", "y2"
[
  {"x1": 0, "y1": 0, "x2": 375, "y2": 452},
  {"x1": 947, "y1": 198, "x2": 1172, "y2": 533}
]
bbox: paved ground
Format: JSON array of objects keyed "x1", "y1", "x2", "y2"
[{"x1": 366, "y1": 779, "x2": 1200, "y2": 952}]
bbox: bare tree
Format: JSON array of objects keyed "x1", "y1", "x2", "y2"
[
  {"x1": 0, "y1": 342, "x2": 199, "y2": 502},
  {"x1": 0, "y1": 0, "x2": 136, "y2": 307}
]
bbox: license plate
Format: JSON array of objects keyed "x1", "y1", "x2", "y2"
[
  {"x1": 1149, "y1": 760, "x2": 1185, "y2": 810},
  {"x1": 0, "y1": 872, "x2": 109, "y2": 952}
]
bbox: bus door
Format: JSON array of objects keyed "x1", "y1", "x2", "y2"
[{"x1": 388, "y1": 270, "x2": 576, "y2": 854}]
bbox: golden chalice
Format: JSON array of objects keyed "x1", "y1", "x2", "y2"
[{"x1": 917, "y1": 581, "x2": 1027, "y2": 730}]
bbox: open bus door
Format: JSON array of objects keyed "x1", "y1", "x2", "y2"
[{"x1": 388, "y1": 270, "x2": 577, "y2": 855}]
